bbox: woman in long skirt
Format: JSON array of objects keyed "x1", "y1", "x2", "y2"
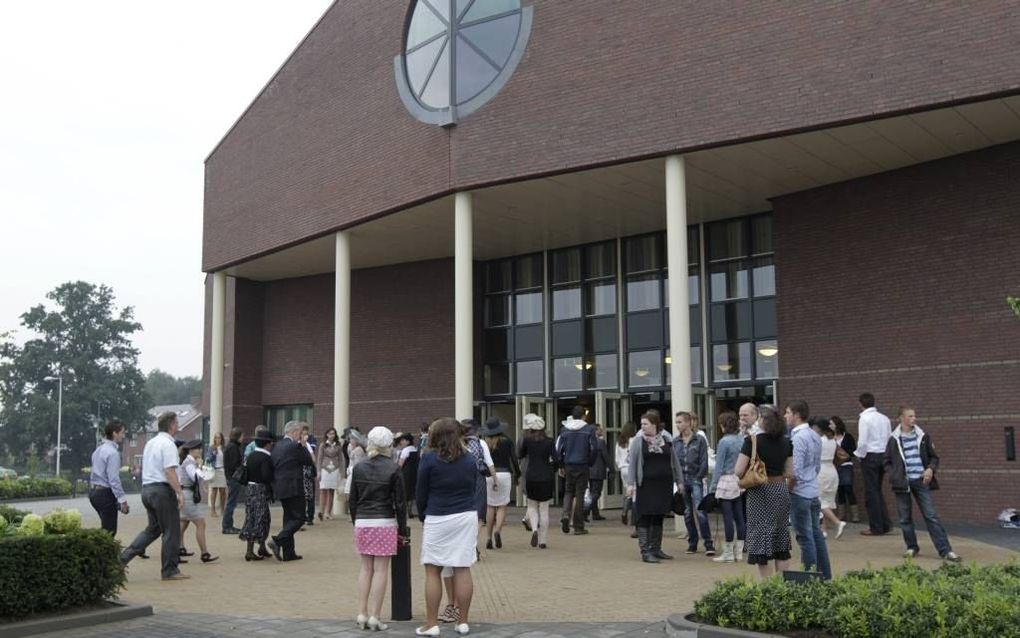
[
  {"x1": 735, "y1": 405, "x2": 794, "y2": 579},
  {"x1": 239, "y1": 431, "x2": 275, "y2": 561},
  {"x1": 349, "y1": 427, "x2": 408, "y2": 631},
  {"x1": 625, "y1": 410, "x2": 684, "y2": 563}
]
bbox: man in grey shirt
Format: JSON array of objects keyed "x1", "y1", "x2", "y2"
[
  {"x1": 89, "y1": 420, "x2": 130, "y2": 536},
  {"x1": 786, "y1": 400, "x2": 831, "y2": 580}
]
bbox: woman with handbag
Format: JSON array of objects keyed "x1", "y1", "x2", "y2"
[
  {"x1": 709, "y1": 412, "x2": 745, "y2": 563},
  {"x1": 177, "y1": 440, "x2": 219, "y2": 564},
  {"x1": 832, "y1": 416, "x2": 859, "y2": 522},
  {"x1": 239, "y1": 430, "x2": 275, "y2": 561},
  {"x1": 812, "y1": 418, "x2": 847, "y2": 539},
  {"x1": 734, "y1": 405, "x2": 791, "y2": 579},
  {"x1": 625, "y1": 410, "x2": 685, "y2": 564}
]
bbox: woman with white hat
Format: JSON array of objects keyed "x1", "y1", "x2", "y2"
[
  {"x1": 480, "y1": 417, "x2": 520, "y2": 551},
  {"x1": 349, "y1": 426, "x2": 408, "y2": 631},
  {"x1": 518, "y1": 413, "x2": 555, "y2": 549}
]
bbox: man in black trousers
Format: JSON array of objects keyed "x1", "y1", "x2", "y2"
[
  {"x1": 221, "y1": 426, "x2": 244, "y2": 535},
  {"x1": 268, "y1": 421, "x2": 316, "y2": 561}
]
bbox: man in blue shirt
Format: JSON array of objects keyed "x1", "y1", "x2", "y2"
[
  {"x1": 89, "y1": 420, "x2": 129, "y2": 537},
  {"x1": 786, "y1": 400, "x2": 832, "y2": 580}
]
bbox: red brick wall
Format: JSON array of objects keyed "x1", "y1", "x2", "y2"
[
  {"x1": 773, "y1": 142, "x2": 1020, "y2": 524},
  {"x1": 204, "y1": 0, "x2": 1020, "y2": 271}
]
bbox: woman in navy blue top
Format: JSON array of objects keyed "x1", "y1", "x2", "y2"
[{"x1": 415, "y1": 418, "x2": 478, "y2": 636}]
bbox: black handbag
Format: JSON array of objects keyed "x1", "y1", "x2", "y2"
[
  {"x1": 231, "y1": 462, "x2": 247, "y2": 484},
  {"x1": 671, "y1": 490, "x2": 687, "y2": 516},
  {"x1": 192, "y1": 479, "x2": 202, "y2": 504}
]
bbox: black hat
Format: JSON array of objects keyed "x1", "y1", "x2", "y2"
[
  {"x1": 254, "y1": 431, "x2": 276, "y2": 444},
  {"x1": 479, "y1": 417, "x2": 506, "y2": 437},
  {"x1": 181, "y1": 439, "x2": 203, "y2": 451}
]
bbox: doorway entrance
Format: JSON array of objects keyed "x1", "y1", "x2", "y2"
[{"x1": 595, "y1": 391, "x2": 631, "y2": 509}]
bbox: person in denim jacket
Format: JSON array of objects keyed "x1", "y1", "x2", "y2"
[{"x1": 674, "y1": 411, "x2": 715, "y2": 556}]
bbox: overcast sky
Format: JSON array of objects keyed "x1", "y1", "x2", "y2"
[{"x1": 0, "y1": 1, "x2": 333, "y2": 378}]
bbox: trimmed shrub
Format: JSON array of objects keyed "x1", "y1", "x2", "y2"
[
  {"x1": 0, "y1": 529, "x2": 126, "y2": 620},
  {"x1": 0, "y1": 505, "x2": 29, "y2": 527},
  {"x1": 0, "y1": 477, "x2": 72, "y2": 500},
  {"x1": 694, "y1": 562, "x2": 1020, "y2": 638}
]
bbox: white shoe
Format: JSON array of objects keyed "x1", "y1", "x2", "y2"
[
  {"x1": 356, "y1": 614, "x2": 368, "y2": 629},
  {"x1": 836, "y1": 521, "x2": 847, "y2": 539},
  {"x1": 416, "y1": 626, "x2": 440, "y2": 636},
  {"x1": 455, "y1": 623, "x2": 470, "y2": 635},
  {"x1": 368, "y1": 616, "x2": 388, "y2": 631},
  {"x1": 822, "y1": 530, "x2": 828, "y2": 538},
  {"x1": 735, "y1": 540, "x2": 745, "y2": 556},
  {"x1": 712, "y1": 542, "x2": 735, "y2": 563}
]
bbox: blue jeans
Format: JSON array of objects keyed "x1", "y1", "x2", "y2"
[
  {"x1": 222, "y1": 479, "x2": 241, "y2": 531},
  {"x1": 896, "y1": 480, "x2": 952, "y2": 556},
  {"x1": 790, "y1": 493, "x2": 832, "y2": 580},
  {"x1": 683, "y1": 480, "x2": 714, "y2": 550}
]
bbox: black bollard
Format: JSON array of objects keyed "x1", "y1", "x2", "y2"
[{"x1": 391, "y1": 529, "x2": 413, "y2": 621}]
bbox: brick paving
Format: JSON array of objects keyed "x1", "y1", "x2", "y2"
[{"x1": 15, "y1": 495, "x2": 1020, "y2": 633}]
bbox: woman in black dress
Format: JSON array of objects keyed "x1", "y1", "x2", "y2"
[
  {"x1": 239, "y1": 431, "x2": 275, "y2": 561},
  {"x1": 518, "y1": 413, "x2": 556, "y2": 549},
  {"x1": 832, "y1": 416, "x2": 859, "y2": 523},
  {"x1": 625, "y1": 410, "x2": 684, "y2": 563}
]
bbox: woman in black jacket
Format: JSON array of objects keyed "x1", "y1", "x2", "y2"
[
  {"x1": 831, "y1": 416, "x2": 859, "y2": 523},
  {"x1": 518, "y1": 413, "x2": 555, "y2": 549},
  {"x1": 349, "y1": 426, "x2": 408, "y2": 631},
  {"x1": 239, "y1": 431, "x2": 275, "y2": 562},
  {"x1": 480, "y1": 418, "x2": 521, "y2": 550}
]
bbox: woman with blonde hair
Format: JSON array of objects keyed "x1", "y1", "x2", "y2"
[
  {"x1": 206, "y1": 432, "x2": 227, "y2": 516},
  {"x1": 518, "y1": 413, "x2": 555, "y2": 549},
  {"x1": 480, "y1": 417, "x2": 520, "y2": 550},
  {"x1": 416, "y1": 418, "x2": 478, "y2": 636},
  {"x1": 349, "y1": 426, "x2": 408, "y2": 631}
]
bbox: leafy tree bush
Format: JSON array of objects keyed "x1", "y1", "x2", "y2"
[
  {"x1": 0, "y1": 477, "x2": 72, "y2": 500},
  {"x1": 694, "y1": 563, "x2": 1020, "y2": 638},
  {"x1": 0, "y1": 504, "x2": 30, "y2": 527},
  {"x1": 0, "y1": 529, "x2": 126, "y2": 620}
]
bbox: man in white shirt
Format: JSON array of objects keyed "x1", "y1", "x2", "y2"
[
  {"x1": 853, "y1": 392, "x2": 893, "y2": 536},
  {"x1": 121, "y1": 411, "x2": 189, "y2": 580},
  {"x1": 738, "y1": 403, "x2": 761, "y2": 437}
]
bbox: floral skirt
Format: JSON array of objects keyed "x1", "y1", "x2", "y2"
[
  {"x1": 355, "y1": 520, "x2": 398, "y2": 556},
  {"x1": 239, "y1": 483, "x2": 271, "y2": 542}
]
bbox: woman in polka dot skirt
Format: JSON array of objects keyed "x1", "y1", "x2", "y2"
[{"x1": 349, "y1": 426, "x2": 409, "y2": 631}]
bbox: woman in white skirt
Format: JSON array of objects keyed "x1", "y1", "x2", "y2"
[
  {"x1": 206, "y1": 432, "x2": 227, "y2": 516},
  {"x1": 316, "y1": 427, "x2": 344, "y2": 521},
  {"x1": 415, "y1": 417, "x2": 478, "y2": 637},
  {"x1": 177, "y1": 440, "x2": 218, "y2": 564},
  {"x1": 480, "y1": 417, "x2": 520, "y2": 550},
  {"x1": 812, "y1": 418, "x2": 847, "y2": 539}
]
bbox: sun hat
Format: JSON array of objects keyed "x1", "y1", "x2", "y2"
[
  {"x1": 522, "y1": 413, "x2": 546, "y2": 431},
  {"x1": 367, "y1": 426, "x2": 394, "y2": 448},
  {"x1": 478, "y1": 417, "x2": 506, "y2": 437}
]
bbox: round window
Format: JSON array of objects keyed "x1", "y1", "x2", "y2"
[{"x1": 395, "y1": 0, "x2": 533, "y2": 126}]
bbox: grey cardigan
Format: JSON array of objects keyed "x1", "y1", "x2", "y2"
[{"x1": 626, "y1": 431, "x2": 685, "y2": 488}]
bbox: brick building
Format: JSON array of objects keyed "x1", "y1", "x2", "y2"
[{"x1": 201, "y1": 1, "x2": 1020, "y2": 523}]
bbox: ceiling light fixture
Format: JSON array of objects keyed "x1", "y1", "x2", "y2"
[
  {"x1": 634, "y1": 368, "x2": 650, "y2": 378},
  {"x1": 717, "y1": 364, "x2": 733, "y2": 372},
  {"x1": 757, "y1": 345, "x2": 778, "y2": 357}
]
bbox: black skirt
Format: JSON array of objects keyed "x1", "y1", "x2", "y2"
[{"x1": 525, "y1": 480, "x2": 554, "y2": 502}]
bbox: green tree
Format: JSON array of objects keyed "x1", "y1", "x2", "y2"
[
  {"x1": 1009, "y1": 296, "x2": 1020, "y2": 319},
  {"x1": 0, "y1": 282, "x2": 150, "y2": 475},
  {"x1": 145, "y1": 369, "x2": 201, "y2": 406}
]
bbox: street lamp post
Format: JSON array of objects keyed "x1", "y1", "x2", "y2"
[{"x1": 44, "y1": 375, "x2": 63, "y2": 477}]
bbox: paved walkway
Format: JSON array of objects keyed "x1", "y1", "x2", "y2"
[
  {"x1": 13, "y1": 495, "x2": 1020, "y2": 626},
  {"x1": 34, "y1": 610, "x2": 664, "y2": 637}
]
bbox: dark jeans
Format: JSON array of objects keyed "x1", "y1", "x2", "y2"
[
  {"x1": 586, "y1": 478, "x2": 605, "y2": 516},
  {"x1": 790, "y1": 493, "x2": 832, "y2": 580},
  {"x1": 861, "y1": 453, "x2": 892, "y2": 533},
  {"x1": 719, "y1": 497, "x2": 745, "y2": 542},
  {"x1": 836, "y1": 465, "x2": 857, "y2": 505},
  {"x1": 561, "y1": 465, "x2": 589, "y2": 530},
  {"x1": 89, "y1": 487, "x2": 119, "y2": 536},
  {"x1": 222, "y1": 479, "x2": 241, "y2": 531},
  {"x1": 124, "y1": 484, "x2": 181, "y2": 578},
  {"x1": 683, "y1": 480, "x2": 714, "y2": 550},
  {"x1": 275, "y1": 496, "x2": 306, "y2": 559},
  {"x1": 896, "y1": 480, "x2": 953, "y2": 556}
]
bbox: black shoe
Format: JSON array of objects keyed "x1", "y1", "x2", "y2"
[
  {"x1": 560, "y1": 518, "x2": 570, "y2": 534},
  {"x1": 222, "y1": 528, "x2": 240, "y2": 535},
  {"x1": 258, "y1": 545, "x2": 272, "y2": 558},
  {"x1": 530, "y1": 531, "x2": 538, "y2": 548},
  {"x1": 653, "y1": 549, "x2": 674, "y2": 560},
  {"x1": 139, "y1": 553, "x2": 150, "y2": 559},
  {"x1": 642, "y1": 552, "x2": 661, "y2": 563},
  {"x1": 485, "y1": 539, "x2": 494, "y2": 550},
  {"x1": 573, "y1": 528, "x2": 589, "y2": 536},
  {"x1": 538, "y1": 543, "x2": 547, "y2": 549},
  {"x1": 522, "y1": 518, "x2": 532, "y2": 532},
  {"x1": 201, "y1": 553, "x2": 219, "y2": 563},
  {"x1": 495, "y1": 532, "x2": 502, "y2": 549},
  {"x1": 267, "y1": 538, "x2": 282, "y2": 561},
  {"x1": 306, "y1": 520, "x2": 314, "y2": 526},
  {"x1": 244, "y1": 553, "x2": 263, "y2": 562},
  {"x1": 179, "y1": 547, "x2": 194, "y2": 557},
  {"x1": 283, "y1": 554, "x2": 303, "y2": 562},
  {"x1": 593, "y1": 515, "x2": 606, "y2": 521}
]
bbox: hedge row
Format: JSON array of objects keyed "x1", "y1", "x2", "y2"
[
  {"x1": 0, "y1": 477, "x2": 72, "y2": 500},
  {"x1": 0, "y1": 529, "x2": 126, "y2": 620},
  {"x1": 694, "y1": 562, "x2": 1020, "y2": 638}
]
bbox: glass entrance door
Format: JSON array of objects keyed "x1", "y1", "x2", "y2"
[{"x1": 595, "y1": 391, "x2": 631, "y2": 509}]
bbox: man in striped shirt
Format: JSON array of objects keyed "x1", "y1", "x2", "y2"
[{"x1": 884, "y1": 406, "x2": 960, "y2": 562}]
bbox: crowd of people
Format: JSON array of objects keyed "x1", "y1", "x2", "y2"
[{"x1": 89, "y1": 391, "x2": 961, "y2": 631}]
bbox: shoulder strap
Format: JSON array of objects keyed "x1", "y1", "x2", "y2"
[{"x1": 751, "y1": 434, "x2": 759, "y2": 459}]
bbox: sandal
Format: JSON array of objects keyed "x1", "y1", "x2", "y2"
[
  {"x1": 179, "y1": 547, "x2": 195, "y2": 557},
  {"x1": 439, "y1": 603, "x2": 460, "y2": 623},
  {"x1": 201, "y1": 553, "x2": 219, "y2": 563}
]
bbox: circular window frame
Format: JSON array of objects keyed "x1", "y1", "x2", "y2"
[{"x1": 394, "y1": 0, "x2": 533, "y2": 127}]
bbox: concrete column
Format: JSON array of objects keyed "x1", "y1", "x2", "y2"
[
  {"x1": 334, "y1": 231, "x2": 351, "y2": 431},
  {"x1": 454, "y1": 192, "x2": 474, "y2": 419},
  {"x1": 210, "y1": 271, "x2": 226, "y2": 439},
  {"x1": 665, "y1": 155, "x2": 692, "y2": 428}
]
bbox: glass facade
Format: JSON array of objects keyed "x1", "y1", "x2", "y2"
[
  {"x1": 481, "y1": 213, "x2": 776, "y2": 398},
  {"x1": 263, "y1": 404, "x2": 313, "y2": 437}
]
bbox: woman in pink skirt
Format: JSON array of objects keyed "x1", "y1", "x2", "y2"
[{"x1": 349, "y1": 426, "x2": 408, "y2": 631}]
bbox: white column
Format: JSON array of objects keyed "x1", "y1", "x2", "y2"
[
  {"x1": 210, "y1": 271, "x2": 226, "y2": 439},
  {"x1": 334, "y1": 231, "x2": 351, "y2": 431},
  {"x1": 454, "y1": 192, "x2": 474, "y2": 419},
  {"x1": 666, "y1": 155, "x2": 692, "y2": 430}
]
